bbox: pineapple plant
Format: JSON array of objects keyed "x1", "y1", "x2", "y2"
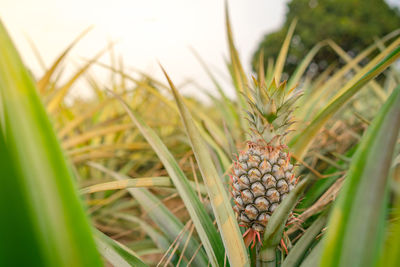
[
  {"x1": 231, "y1": 78, "x2": 302, "y2": 247},
  {"x1": 2, "y1": 3, "x2": 400, "y2": 266}
]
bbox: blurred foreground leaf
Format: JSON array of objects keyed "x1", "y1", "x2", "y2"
[
  {"x1": 320, "y1": 85, "x2": 400, "y2": 266},
  {"x1": 0, "y1": 21, "x2": 102, "y2": 266}
]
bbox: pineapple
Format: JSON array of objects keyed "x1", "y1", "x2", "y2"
[{"x1": 231, "y1": 78, "x2": 301, "y2": 246}]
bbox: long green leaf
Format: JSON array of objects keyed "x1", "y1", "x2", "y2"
[
  {"x1": 225, "y1": 1, "x2": 249, "y2": 136},
  {"x1": 163, "y1": 67, "x2": 250, "y2": 267},
  {"x1": 81, "y1": 176, "x2": 173, "y2": 193},
  {"x1": 273, "y1": 19, "x2": 297, "y2": 84},
  {"x1": 299, "y1": 241, "x2": 323, "y2": 267},
  {"x1": 46, "y1": 44, "x2": 111, "y2": 113},
  {"x1": 320, "y1": 85, "x2": 400, "y2": 267},
  {"x1": 88, "y1": 162, "x2": 209, "y2": 267},
  {"x1": 91, "y1": 88, "x2": 225, "y2": 263},
  {"x1": 380, "y1": 196, "x2": 400, "y2": 266},
  {"x1": 0, "y1": 128, "x2": 44, "y2": 266},
  {"x1": 190, "y1": 47, "x2": 239, "y2": 132},
  {"x1": 282, "y1": 210, "x2": 329, "y2": 267},
  {"x1": 0, "y1": 20, "x2": 101, "y2": 266},
  {"x1": 290, "y1": 42, "x2": 400, "y2": 160},
  {"x1": 80, "y1": 175, "x2": 208, "y2": 195},
  {"x1": 113, "y1": 213, "x2": 172, "y2": 255},
  {"x1": 287, "y1": 41, "x2": 325, "y2": 89},
  {"x1": 36, "y1": 26, "x2": 92, "y2": 93},
  {"x1": 327, "y1": 39, "x2": 387, "y2": 101},
  {"x1": 95, "y1": 229, "x2": 148, "y2": 267},
  {"x1": 259, "y1": 177, "x2": 311, "y2": 263}
]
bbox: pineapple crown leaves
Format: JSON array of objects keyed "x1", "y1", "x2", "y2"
[{"x1": 245, "y1": 77, "x2": 302, "y2": 144}]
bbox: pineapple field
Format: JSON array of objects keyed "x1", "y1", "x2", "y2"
[{"x1": 1, "y1": 3, "x2": 400, "y2": 267}]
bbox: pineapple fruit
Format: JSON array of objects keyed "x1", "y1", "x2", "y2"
[{"x1": 231, "y1": 78, "x2": 301, "y2": 245}]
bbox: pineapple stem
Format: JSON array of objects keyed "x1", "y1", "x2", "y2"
[
  {"x1": 250, "y1": 245, "x2": 257, "y2": 266},
  {"x1": 257, "y1": 247, "x2": 276, "y2": 267}
]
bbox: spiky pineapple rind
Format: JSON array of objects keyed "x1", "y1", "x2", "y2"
[{"x1": 231, "y1": 142, "x2": 295, "y2": 232}]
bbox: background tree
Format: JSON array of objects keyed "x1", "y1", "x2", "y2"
[{"x1": 252, "y1": 0, "x2": 400, "y2": 77}]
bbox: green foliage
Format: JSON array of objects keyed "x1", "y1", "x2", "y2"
[
  {"x1": 252, "y1": 0, "x2": 400, "y2": 76},
  {"x1": 321, "y1": 85, "x2": 400, "y2": 266},
  {"x1": 0, "y1": 21, "x2": 102, "y2": 267},
  {"x1": 1, "y1": 2, "x2": 400, "y2": 266},
  {"x1": 95, "y1": 229, "x2": 147, "y2": 267}
]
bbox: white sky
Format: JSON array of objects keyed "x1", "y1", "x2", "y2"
[{"x1": 1, "y1": 0, "x2": 289, "y2": 101}]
